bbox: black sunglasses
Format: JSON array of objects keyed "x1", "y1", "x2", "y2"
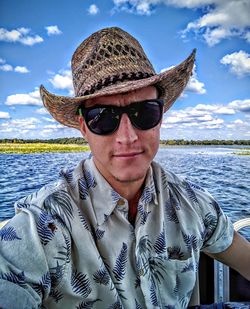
[{"x1": 78, "y1": 99, "x2": 164, "y2": 135}]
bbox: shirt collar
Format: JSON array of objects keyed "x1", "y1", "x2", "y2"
[{"x1": 84, "y1": 158, "x2": 158, "y2": 226}]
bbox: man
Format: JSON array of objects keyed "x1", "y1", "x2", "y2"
[{"x1": 0, "y1": 27, "x2": 249, "y2": 309}]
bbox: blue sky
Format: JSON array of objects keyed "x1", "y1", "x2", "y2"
[{"x1": 0, "y1": 0, "x2": 249, "y2": 140}]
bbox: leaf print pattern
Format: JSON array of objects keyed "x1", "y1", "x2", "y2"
[
  {"x1": 184, "y1": 181, "x2": 199, "y2": 204},
  {"x1": 32, "y1": 272, "x2": 51, "y2": 297},
  {"x1": 165, "y1": 198, "x2": 179, "y2": 223},
  {"x1": 0, "y1": 226, "x2": 21, "y2": 241},
  {"x1": 135, "y1": 298, "x2": 143, "y2": 309},
  {"x1": 44, "y1": 190, "x2": 74, "y2": 230},
  {"x1": 137, "y1": 235, "x2": 152, "y2": 254},
  {"x1": 78, "y1": 210, "x2": 91, "y2": 231},
  {"x1": 79, "y1": 170, "x2": 96, "y2": 200},
  {"x1": 182, "y1": 233, "x2": 199, "y2": 252},
  {"x1": 93, "y1": 268, "x2": 110, "y2": 286},
  {"x1": 49, "y1": 289, "x2": 64, "y2": 303},
  {"x1": 95, "y1": 228, "x2": 105, "y2": 240},
  {"x1": 186, "y1": 181, "x2": 205, "y2": 192},
  {"x1": 154, "y1": 228, "x2": 167, "y2": 254},
  {"x1": 137, "y1": 203, "x2": 151, "y2": 225},
  {"x1": 76, "y1": 299, "x2": 101, "y2": 309},
  {"x1": 173, "y1": 274, "x2": 181, "y2": 294},
  {"x1": 37, "y1": 211, "x2": 57, "y2": 246},
  {"x1": 0, "y1": 271, "x2": 25, "y2": 286},
  {"x1": 150, "y1": 279, "x2": 159, "y2": 306},
  {"x1": 161, "y1": 168, "x2": 169, "y2": 189},
  {"x1": 210, "y1": 200, "x2": 223, "y2": 217},
  {"x1": 181, "y1": 262, "x2": 194, "y2": 273},
  {"x1": 71, "y1": 270, "x2": 92, "y2": 298},
  {"x1": 148, "y1": 257, "x2": 167, "y2": 283},
  {"x1": 54, "y1": 234, "x2": 71, "y2": 264},
  {"x1": 202, "y1": 213, "x2": 218, "y2": 241},
  {"x1": 50, "y1": 261, "x2": 64, "y2": 288},
  {"x1": 111, "y1": 190, "x2": 121, "y2": 204},
  {"x1": 169, "y1": 188, "x2": 181, "y2": 210},
  {"x1": 15, "y1": 202, "x2": 30, "y2": 209},
  {"x1": 113, "y1": 242, "x2": 128, "y2": 281},
  {"x1": 108, "y1": 299, "x2": 123, "y2": 309},
  {"x1": 59, "y1": 168, "x2": 74, "y2": 187},
  {"x1": 140, "y1": 186, "x2": 152, "y2": 204}
]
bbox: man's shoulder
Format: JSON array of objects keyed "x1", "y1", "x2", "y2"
[{"x1": 14, "y1": 159, "x2": 88, "y2": 211}]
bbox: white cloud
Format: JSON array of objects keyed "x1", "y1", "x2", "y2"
[
  {"x1": 185, "y1": 64, "x2": 206, "y2": 94},
  {"x1": 163, "y1": 104, "x2": 225, "y2": 130},
  {"x1": 35, "y1": 107, "x2": 49, "y2": 115},
  {"x1": 161, "y1": 97, "x2": 250, "y2": 139},
  {"x1": 112, "y1": 1, "x2": 250, "y2": 45},
  {"x1": 0, "y1": 27, "x2": 43, "y2": 46},
  {"x1": 0, "y1": 111, "x2": 10, "y2": 119},
  {"x1": 88, "y1": 4, "x2": 100, "y2": 15},
  {"x1": 49, "y1": 70, "x2": 74, "y2": 94},
  {"x1": 45, "y1": 25, "x2": 62, "y2": 36},
  {"x1": 0, "y1": 64, "x2": 13, "y2": 71},
  {"x1": 43, "y1": 124, "x2": 65, "y2": 129},
  {"x1": 0, "y1": 58, "x2": 29, "y2": 73},
  {"x1": 180, "y1": 0, "x2": 250, "y2": 46},
  {"x1": 112, "y1": 0, "x2": 154, "y2": 15},
  {"x1": 42, "y1": 117, "x2": 56, "y2": 123},
  {"x1": 229, "y1": 99, "x2": 250, "y2": 113},
  {"x1": 0, "y1": 118, "x2": 40, "y2": 133},
  {"x1": 5, "y1": 89, "x2": 42, "y2": 106},
  {"x1": 220, "y1": 51, "x2": 250, "y2": 77},
  {"x1": 14, "y1": 66, "x2": 30, "y2": 73}
]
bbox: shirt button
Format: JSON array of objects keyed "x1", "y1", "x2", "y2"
[
  {"x1": 117, "y1": 199, "x2": 125, "y2": 206},
  {"x1": 139, "y1": 269, "x2": 144, "y2": 276}
]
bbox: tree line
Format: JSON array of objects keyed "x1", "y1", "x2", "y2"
[{"x1": 1, "y1": 138, "x2": 250, "y2": 145}]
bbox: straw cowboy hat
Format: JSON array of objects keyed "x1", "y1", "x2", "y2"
[{"x1": 40, "y1": 27, "x2": 196, "y2": 129}]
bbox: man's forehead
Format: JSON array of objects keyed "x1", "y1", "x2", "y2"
[{"x1": 84, "y1": 86, "x2": 157, "y2": 108}]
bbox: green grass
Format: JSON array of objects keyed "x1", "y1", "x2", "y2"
[
  {"x1": 235, "y1": 151, "x2": 250, "y2": 156},
  {"x1": 0, "y1": 143, "x2": 90, "y2": 154}
]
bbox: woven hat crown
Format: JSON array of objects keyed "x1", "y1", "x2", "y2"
[{"x1": 71, "y1": 27, "x2": 156, "y2": 97}]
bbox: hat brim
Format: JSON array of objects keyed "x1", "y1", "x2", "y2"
[{"x1": 40, "y1": 49, "x2": 196, "y2": 129}]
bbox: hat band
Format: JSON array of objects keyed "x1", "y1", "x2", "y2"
[{"x1": 79, "y1": 71, "x2": 154, "y2": 96}]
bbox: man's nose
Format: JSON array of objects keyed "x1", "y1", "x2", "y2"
[{"x1": 115, "y1": 113, "x2": 138, "y2": 144}]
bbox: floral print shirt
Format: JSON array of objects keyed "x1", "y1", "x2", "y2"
[{"x1": 0, "y1": 158, "x2": 234, "y2": 309}]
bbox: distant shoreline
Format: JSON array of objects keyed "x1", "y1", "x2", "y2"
[
  {"x1": 0, "y1": 138, "x2": 250, "y2": 146},
  {"x1": 0, "y1": 141, "x2": 249, "y2": 154}
]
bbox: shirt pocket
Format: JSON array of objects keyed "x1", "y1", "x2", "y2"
[{"x1": 148, "y1": 254, "x2": 197, "y2": 306}]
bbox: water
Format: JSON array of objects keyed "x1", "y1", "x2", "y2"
[{"x1": 0, "y1": 146, "x2": 249, "y2": 238}]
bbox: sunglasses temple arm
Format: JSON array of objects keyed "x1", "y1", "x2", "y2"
[{"x1": 78, "y1": 108, "x2": 83, "y2": 117}]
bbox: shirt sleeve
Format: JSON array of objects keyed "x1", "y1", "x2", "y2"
[
  {"x1": 184, "y1": 180, "x2": 234, "y2": 254},
  {"x1": 0, "y1": 205, "x2": 69, "y2": 308},
  {"x1": 183, "y1": 180, "x2": 234, "y2": 253}
]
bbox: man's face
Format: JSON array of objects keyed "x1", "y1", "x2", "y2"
[{"x1": 79, "y1": 86, "x2": 161, "y2": 188}]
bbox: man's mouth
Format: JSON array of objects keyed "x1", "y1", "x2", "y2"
[{"x1": 113, "y1": 151, "x2": 144, "y2": 158}]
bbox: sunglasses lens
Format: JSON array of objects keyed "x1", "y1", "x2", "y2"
[
  {"x1": 130, "y1": 101, "x2": 162, "y2": 130},
  {"x1": 85, "y1": 107, "x2": 119, "y2": 135},
  {"x1": 83, "y1": 100, "x2": 163, "y2": 135}
]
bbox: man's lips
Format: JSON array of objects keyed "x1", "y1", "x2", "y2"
[{"x1": 113, "y1": 151, "x2": 144, "y2": 158}]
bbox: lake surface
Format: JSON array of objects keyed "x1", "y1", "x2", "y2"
[{"x1": 1, "y1": 146, "x2": 249, "y2": 238}]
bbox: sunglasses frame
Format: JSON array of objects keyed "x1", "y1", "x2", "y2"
[{"x1": 78, "y1": 99, "x2": 164, "y2": 135}]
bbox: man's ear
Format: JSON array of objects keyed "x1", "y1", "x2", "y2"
[{"x1": 79, "y1": 116, "x2": 88, "y2": 141}]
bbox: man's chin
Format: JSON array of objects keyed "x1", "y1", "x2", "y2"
[{"x1": 114, "y1": 173, "x2": 146, "y2": 184}]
